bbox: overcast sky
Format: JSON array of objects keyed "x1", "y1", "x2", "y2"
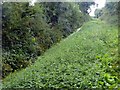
[{"x1": 89, "y1": 0, "x2": 106, "y2": 16}]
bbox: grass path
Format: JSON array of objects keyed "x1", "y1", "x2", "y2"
[{"x1": 2, "y1": 19, "x2": 119, "y2": 89}]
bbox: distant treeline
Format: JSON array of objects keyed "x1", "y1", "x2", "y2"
[
  {"x1": 2, "y1": 2, "x2": 94, "y2": 77},
  {"x1": 94, "y1": 2, "x2": 120, "y2": 26}
]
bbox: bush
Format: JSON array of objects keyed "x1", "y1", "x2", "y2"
[{"x1": 2, "y1": 2, "x2": 90, "y2": 77}]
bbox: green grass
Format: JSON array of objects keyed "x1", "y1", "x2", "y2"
[{"x1": 2, "y1": 20, "x2": 119, "y2": 89}]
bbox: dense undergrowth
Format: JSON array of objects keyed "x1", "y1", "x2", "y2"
[
  {"x1": 2, "y1": 20, "x2": 119, "y2": 89},
  {"x1": 2, "y1": 2, "x2": 92, "y2": 77},
  {"x1": 95, "y1": 2, "x2": 120, "y2": 26}
]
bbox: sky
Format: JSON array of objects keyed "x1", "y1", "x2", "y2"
[
  {"x1": 29, "y1": 0, "x2": 37, "y2": 6},
  {"x1": 89, "y1": 0, "x2": 106, "y2": 16}
]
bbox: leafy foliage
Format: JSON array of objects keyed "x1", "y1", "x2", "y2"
[
  {"x1": 78, "y1": 2, "x2": 95, "y2": 14},
  {"x1": 94, "y1": 9, "x2": 103, "y2": 18},
  {"x1": 2, "y1": 2, "x2": 89, "y2": 77},
  {"x1": 3, "y1": 20, "x2": 119, "y2": 89},
  {"x1": 96, "y1": 2, "x2": 119, "y2": 26}
]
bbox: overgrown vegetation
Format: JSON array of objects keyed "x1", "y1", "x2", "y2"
[
  {"x1": 94, "y1": 2, "x2": 119, "y2": 26},
  {"x1": 2, "y1": 20, "x2": 119, "y2": 89},
  {"x1": 2, "y1": 1, "x2": 119, "y2": 89},
  {"x1": 2, "y1": 2, "x2": 93, "y2": 77},
  {"x1": 94, "y1": 2, "x2": 120, "y2": 83}
]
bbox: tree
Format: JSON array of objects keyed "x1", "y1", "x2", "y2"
[
  {"x1": 99, "y1": 2, "x2": 119, "y2": 25},
  {"x1": 94, "y1": 9, "x2": 103, "y2": 18},
  {"x1": 2, "y1": 2, "x2": 51, "y2": 77},
  {"x1": 78, "y1": 2, "x2": 95, "y2": 14}
]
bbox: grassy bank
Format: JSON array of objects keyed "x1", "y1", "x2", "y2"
[{"x1": 2, "y1": 20, "x2": 119, "y2": 89}]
